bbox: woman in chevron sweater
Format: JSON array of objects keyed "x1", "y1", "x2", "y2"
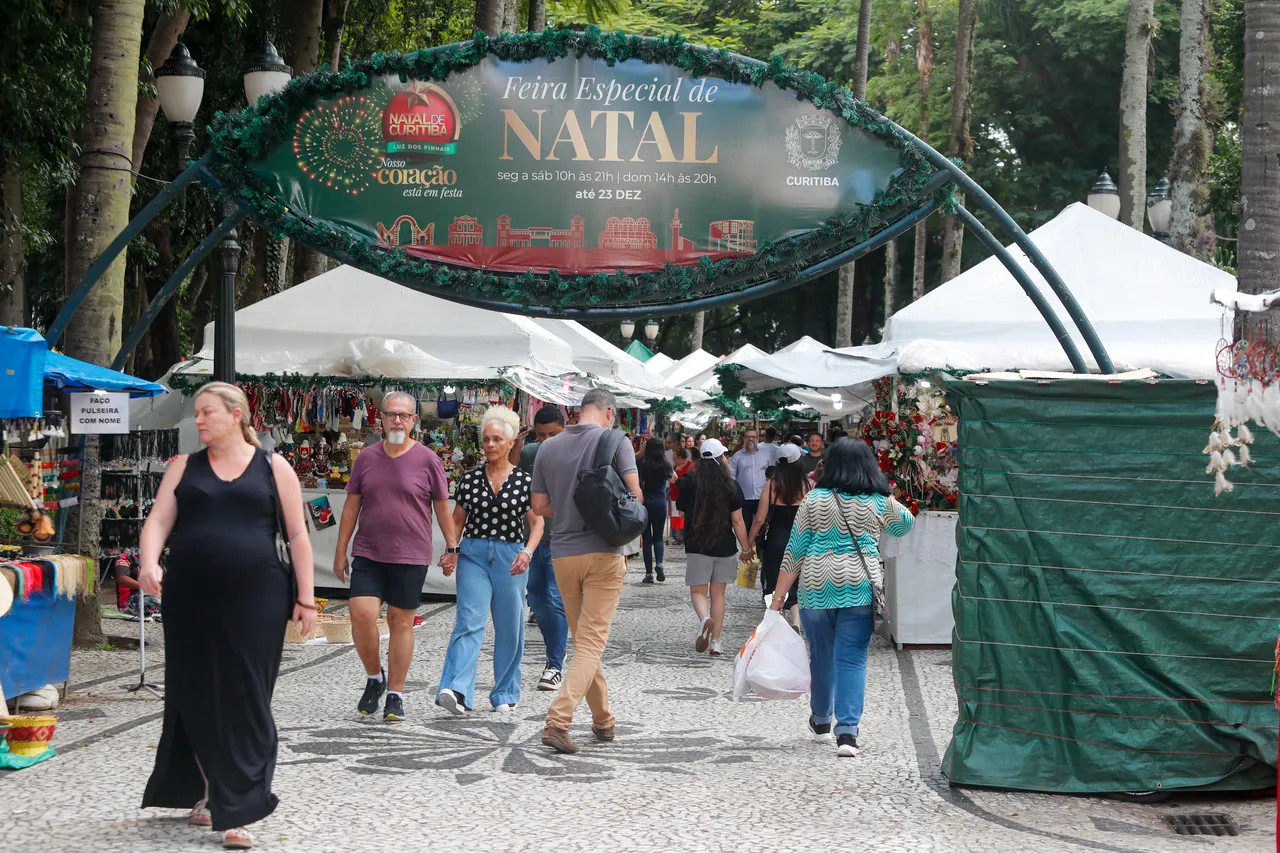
[{"x1": 770, "y1": 438, "x2": 914, "y2": 757}]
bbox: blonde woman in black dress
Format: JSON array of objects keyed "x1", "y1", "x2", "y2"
[{"x1": 138, "y1": 382, "x2": 316, "y2": 850}]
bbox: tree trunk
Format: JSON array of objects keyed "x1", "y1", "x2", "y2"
[
  {"x1": 146, "y1": 222, "x2": 182, "y2": 376},
  {"x1": 322, "y1": 0, "x2": 350, "y2": 70},
  {"x1": 940, "y1": 0, "x2": 977, "y2": 283},
  {"x1": 64, "y1": 0, "x2": 146, "y2": 366},
  {"x1": 911, "y1": 0, "x2": 934, "y2": 302},
  {"x1": 1238, "y1": 0, "x2": 1280, "y2": 344},
  {"x1": 502, "y1": 0, "x2": 519, "y2": 31},
  {"x1": 70, "y1": 438, "x2": 106, "y2": 647},
  {"x1": 883, "y1": 238, "x2": 898, "y2": 326},
  {"x1": 0, "y1": 162, "x2": 23, "y2": 327},
  {"x1": 1169, "y1": 0, "x2": 1215, "y2": 258},
  {"x1": 282, "y1": 0, "x2": 327, "y2": 284},
  {"x1": 690, "y1": 310, "x2": 705, "y2": 350},
  {"x1": 244, "y1": 228, "x2": 269, "y2": 308},
  {"x1": 130, "y1": 11, "x2": 190, "y2": 178},
  {"x1": 834, "y1": 0, "x2": 874, "y2": 347},
  {"x1": 475, "y1": 0, "x2": 503, "y2": 36},
  {"x1": 64, "y1": 0, "x2": 146, "y2": 647},
  {"x1": 1118, "y1": 0, "x2": 1156, "y2": 229},
  {"x1": 528, "y1": 0, "x2": 546, "y2": 32}
]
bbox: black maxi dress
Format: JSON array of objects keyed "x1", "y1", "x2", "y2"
[{"x1": 142, "y1": 449, "x2": 292, "y2": 831}]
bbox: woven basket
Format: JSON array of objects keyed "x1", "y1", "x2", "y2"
[
  {"x1": 4, "y1": 714, "x2": 57, "y2": 757},
  {"x1": 315, "y1": 614, "x2": 388, "y2": 644}
]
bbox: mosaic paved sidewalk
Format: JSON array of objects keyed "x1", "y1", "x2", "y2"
[{"x1": 1, "y1": 548, "x2": 1273, "y2": 852}]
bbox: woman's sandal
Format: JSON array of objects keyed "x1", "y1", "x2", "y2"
[
  {"x1": 222, "y1": 828, "x2": 253, "y2": 850},
  {"x1": 187, "y1": 799, "x2": 212, "y2": 828}
]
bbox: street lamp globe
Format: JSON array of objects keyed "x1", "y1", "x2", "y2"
[
  {"x1": 243, "y1": 42, "x2": 293, "y2": 106},
  {"x1": 1086, "y1": 171, "x2": 1121, "y2": 220},
  {"x1": 644, "y1": 320, "x2": 659, "y2": 341},
  {"x1": 619, "y1": 320, "x2": 635, "y2": 339},
  {"x1": 1146, "y1": 177, "x2": 1172, "y2": 238},
  {"x1": 155, "y1": 41, "x2": 206, "y2": 124}
]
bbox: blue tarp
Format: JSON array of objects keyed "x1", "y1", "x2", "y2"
[
  {"x1": 43, "y1": 350, "x2": 164, "y2": 397},
  {"x1": 0, "y1": 326, "x2": 165, "y2": 403},
  {"x1": 0, "y1": 327, "x2": 46, "y2": 418}
]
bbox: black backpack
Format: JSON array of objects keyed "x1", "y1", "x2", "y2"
[{"x1": 573, "y1": 428, "x2": 648, "y2": 546}]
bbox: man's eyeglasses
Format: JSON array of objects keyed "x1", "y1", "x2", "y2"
[{"x1": 383, "y1": 411, "x2": 415, "y2": 422}]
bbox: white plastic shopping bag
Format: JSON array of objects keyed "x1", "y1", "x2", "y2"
[{"x1": 732, "y1": 610, "x2": 810, "y2": 701}]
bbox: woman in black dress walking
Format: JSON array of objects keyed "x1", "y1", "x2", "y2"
[
  {"x1": 746, "y1": 442, "x2": 808, "y2": 628},
  {"x1": 138, "y1": 382, "x2": 315, "y2": 850}
]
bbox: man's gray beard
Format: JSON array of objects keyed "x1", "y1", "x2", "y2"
[{"x1": 387, "y1": 429, "x2": 407, "y2": 444}]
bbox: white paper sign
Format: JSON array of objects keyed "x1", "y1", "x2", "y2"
[{"x1": 71, "y1": 392, "x2": 130, "y2": 434}]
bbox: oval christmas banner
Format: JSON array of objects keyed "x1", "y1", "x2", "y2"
[{"x1": 208, "y1": 29, "x2": 944, "y2": 316}]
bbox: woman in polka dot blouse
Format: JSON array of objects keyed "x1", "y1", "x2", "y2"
[{"x1": 436, "y1": 407, "x2": 545, "y2": 714}]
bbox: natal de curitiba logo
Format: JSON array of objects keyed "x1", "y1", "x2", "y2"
[
  {"x1": 785, "y1": 114, "x2": 841, "y2": 187},
  {"x1": 382, "y1": 82, "x2": 462, "y2": 157}
]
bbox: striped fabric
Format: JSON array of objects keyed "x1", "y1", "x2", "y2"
[{"x1": 779, "y1": 488, "x2": 915, "y2": 610}]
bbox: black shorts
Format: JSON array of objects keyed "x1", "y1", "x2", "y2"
[{"x1": 349, "y1": 556, "x2": 428, "y2": 610}]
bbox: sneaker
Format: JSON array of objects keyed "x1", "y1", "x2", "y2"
[
  {"x1": 541, "y1": 725, "x2": 580, "y2": 754},
  {"x1": 493, "y1": 703, "x2": 518, "y2": 713},
  {"x1": 655, "y1": 565, "x2": 666, "y2": 583},
  {"x1": 384, "y1": 693, "x2": 406, "y2": 722},
  {"x1": 809, "y1": 717, "x2": 834, "y2": 743},
  {"x1": 642, "y1": 572, "x2": 655, "y2": 584},
  {"x1": 358, "y1": 671, "x2": 386, "y2": 716},
  {"x1": 836, "y1": 733, "x2": 859, "y2": 757},
  {"x1": 695, "y1": 618, "x2": 713, "y2": 653},
  {"x1": 537, "y1": 667, "x2": 563, "y2": 692},
  {"x1": 708, "y1": 639, "x2": 724, "y2": 657},
  {"x1": 435, "y1": 689, "x2": 468, "y2": 716}
]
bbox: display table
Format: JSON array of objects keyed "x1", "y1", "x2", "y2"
[
  {"x1": 307, "y1": 489, "x2": 457, "y2": 596},
  {"x1": 0, "y1": 585, "x2": 75, "y2": 699},
  {"x1": 881, "y1": 510, "x2": 957, "y2": 648}
]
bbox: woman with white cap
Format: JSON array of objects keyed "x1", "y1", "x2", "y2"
[
  {"x1": 674, "y1": 438, "x2": 750, "y2": 656},
  {"x1": 747, "y1": 442, "x2": 808, "y2": 629}
]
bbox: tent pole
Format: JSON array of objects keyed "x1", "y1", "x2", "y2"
[
  {"x1": 955, "y1": 207, "x2": 1091, "y2": 374},
  {"x1": 47, "y1": 155, "x2": 212, "y2": 346},
  {"x1": 111, "y1": 209, "x2": 249, "y2": 372}
]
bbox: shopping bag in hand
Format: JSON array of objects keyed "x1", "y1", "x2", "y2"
[
  {"x1": 732, "y1": 610, "x2": 810, "y2": 701},
  {"x1": 736, "y1": 555, "x2": 759, "y2": 589}
]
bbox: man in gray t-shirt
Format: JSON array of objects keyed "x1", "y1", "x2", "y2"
[{"x1": 531, "y1": 389, "x2": 641, "y2": 755}]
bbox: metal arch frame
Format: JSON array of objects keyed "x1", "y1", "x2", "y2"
[{"x1": 50, "y1": 47, "x2": 1114, "y2": 377}]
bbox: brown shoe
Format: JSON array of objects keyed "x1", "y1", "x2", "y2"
[
  {"x1": 541, "y1": 725, "x2": 580, "y2": 754},
  {"x1": 591, "y1": 724, "x2": 615, "y2": 742}
]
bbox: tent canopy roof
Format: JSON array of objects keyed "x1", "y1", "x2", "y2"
[
  {"x1": 190, "y1": 265, "x2": 576, "y2": 377},
  {"x1": 534, "y1": 319, "x2": 669, "y2": 393},
  {"x1": 774, "y1": 335, "x2": 829, "y2": 355},
  {"x1": 680, "y1": 343, "x2": 770, "y2": 392},
  {"x1": 624, "y1": 339, "x2": 654, "y2": 362},
  {"x1": 884, "y1": 203, "x2": 1235, "y2": 378},
  {"x1": 661, "y1": 349, "x2": 720, "y2": 388}
]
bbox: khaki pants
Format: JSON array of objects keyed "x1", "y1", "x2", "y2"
[{"x1": 546, "y1": 552, "x2": 627, "y2": 730}]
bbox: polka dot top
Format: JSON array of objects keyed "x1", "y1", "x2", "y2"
[{"x1": 454, "y1": 465, "x2": 533, "y2": 544}]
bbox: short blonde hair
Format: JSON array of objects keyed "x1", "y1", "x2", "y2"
[
  {"x1": 480, "y1": 406, "x2": 520, "y2": 440},
  {"x1": 195, "y1": 381, "x2": 261, "y2": 447}
]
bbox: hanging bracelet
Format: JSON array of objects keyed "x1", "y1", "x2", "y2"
[{"x1": 296, "y1": 599, "x2": 319, "y2": 610}]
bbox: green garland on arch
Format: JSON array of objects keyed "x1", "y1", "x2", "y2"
[
  {"x1": 644, "y1": 396, "x2": 691, "y2": 417},
  {"x1": 205, "y1": 27, "x2": 953, "y2": 312},
  {"x1": 167, "y1": 372, "x2": 513, "y2": 397}
]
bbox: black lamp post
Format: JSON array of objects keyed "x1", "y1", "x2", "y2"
[
  {"x1": 154, "y1": 41, "x2": 205, "y2": 221},
  {"x1": 209, "y1": 43, "x2": 294, "y2": 383}
]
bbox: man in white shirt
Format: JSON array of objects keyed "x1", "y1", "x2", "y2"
[{"x1": 728, "y1": 427, "x2": 779, "y2": 531}]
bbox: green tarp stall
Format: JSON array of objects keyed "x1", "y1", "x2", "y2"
[{"x1": 940, "y1": 378, "x2": 1280, "y2": 794}]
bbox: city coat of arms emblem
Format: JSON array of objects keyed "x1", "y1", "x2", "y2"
[{"x1": 785, "y1": 114, "x2": 842, "y2": 171}]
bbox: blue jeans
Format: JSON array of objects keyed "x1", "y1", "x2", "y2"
[
  {"x1": 526, "y1": 540, "x2": 567, "y2": 671},
  {"x1": 438, "y1": 538, "x2": 529, "y2": 709},
  {"x1": 800, "y1": 605, "x2": 874, "y2": 737},
  {"x1": 641, "y1": 498, "x2": 667, "y2": 572}
]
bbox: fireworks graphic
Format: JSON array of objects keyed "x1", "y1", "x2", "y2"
[
  {"x1": 446, "y1": 73, "x2": 485, "y2": 125},
  {"x1": 292, "y1": 96, "x2": 382, "y2": 195}
]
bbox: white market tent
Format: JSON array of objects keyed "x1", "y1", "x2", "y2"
[
  {"x1": 662, "y1": 349, "x2": 721, "y2": 388},
  {"x1": 533, "y1": 318, "x2": 672, "y2": 396},
  {"x1": 679, "y1": 343, "x2": 771, "y2": 394},
  {"x1": 885, "y1": 203, "x2": 1235, "y2": 377},
  {"x1": 645, "y1": 352, "x2": 676, "y2": 374},
  {"x1": 184, "y1": 265, "x2": 577, "y2": 377},
  {"x1": 731, "y1": 203, "x2": 1236, "y2": 395},
  {"x1": 774, "y1": 335, "x2": 829, "y2": 355}
]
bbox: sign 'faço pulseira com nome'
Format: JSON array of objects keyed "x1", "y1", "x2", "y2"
[{"x1": 206, "y1": 29, "x2": 948, "y2": 315}]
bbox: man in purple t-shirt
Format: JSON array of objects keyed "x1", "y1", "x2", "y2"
[{"x1": 335, "y1": 391, "x2": 459, "y2": 721}]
